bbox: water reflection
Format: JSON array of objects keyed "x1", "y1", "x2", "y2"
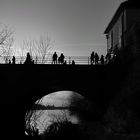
[
  {"x1": 25, "y1": 91, "x2": 93, "y2": 137},
  {"x1": 27, "y1": 109, "x2": 80, "y2": 134}
]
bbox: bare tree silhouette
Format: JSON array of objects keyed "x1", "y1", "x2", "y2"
[
  {"x1": 20, "y1": 34, "x2": 53, "y2": 64},
  {"x1": 25, "y1": 100, "x2": 45, "y2": 136},
  {"x1": 0, "y1": 25, "x2": 14, "y2": 63},
  {"x1": 25, "y1": 102, "x2": 70, "y2": 135},
  {"x1": 36, "y1": 34, "x2": 53, "y2": 64}
]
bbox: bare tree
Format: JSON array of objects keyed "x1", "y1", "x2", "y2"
[
  {"x1": 16, "y1": 48, "x2": 25, "y2": 64},
  {"x1": 20, "y1": 34, "x2": 53, "y2": 64},
  {"x1": 25, "y1": 101, "x2": 70, "y2": 137},
  {"x1": 0, "y1": 25, "x2": 14, "y2": 63},
  {"x1": 25, "y1": 100, "x2": 45, "y2": 136},
  {"x1": 36, "y1": 34, "x2": 53, "y2": 64}
]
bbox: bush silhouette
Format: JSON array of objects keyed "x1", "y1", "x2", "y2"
[{"x1": 41, "y1": 121, "x2": 87, "y2": 140}]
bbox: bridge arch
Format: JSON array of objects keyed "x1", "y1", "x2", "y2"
[
  {"x1": 0, "y1": 63, "x2": 128, "y2": 139},
  {"x1": 25, "y1": 90, "x2": 95, "y2": 136}
]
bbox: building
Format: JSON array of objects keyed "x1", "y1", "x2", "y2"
[{"x1": 104, "y1": 0, "x2": 140, "y2": 60}]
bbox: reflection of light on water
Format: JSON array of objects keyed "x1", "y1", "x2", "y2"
[
  {"x1": 25, "y1": 91, "x2": 91, "y2": 136},
  {"x1": 27, "y1": 109, "x2": 80, "y2": 134}
]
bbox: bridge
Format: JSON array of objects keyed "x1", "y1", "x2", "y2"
[
  {"x1": 0, "y1": 62, "x2": 129, "y2": 139},
  {"x1": 3, "y1": 54, "x2": 105, "y2": 65}
]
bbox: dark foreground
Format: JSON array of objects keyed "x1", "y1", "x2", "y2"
[{"x1": 1, "y1": 58, "x2": 140, "y2": 140}]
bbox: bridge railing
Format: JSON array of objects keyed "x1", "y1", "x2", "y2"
[
  {"x1": 2, "y1": 54, "x2": 105, "y2": 65},
  {"x1": 15, "y1": 55, "x2": 91, "y2": 65}
]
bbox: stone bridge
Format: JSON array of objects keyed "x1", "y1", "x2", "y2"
[{"x1": 0, "y1": 63, "x2": 128, "y2": 139}]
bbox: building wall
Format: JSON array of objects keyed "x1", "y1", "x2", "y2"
[
  {"x1": 125, "y1": 22, "x2": 140, "y2": 55},
  {"x1": 107, "y1": 8, "x2": 140, "y2": 55},
  {"x1": 107, "y1": 12, "x2": 125, "y2": 54},
  {"x1": 124, "y1": 9, "x2": 140, "y2": 55},
  {"x1": 126, "y1": 8, "x2": 140, "y2": 29}
]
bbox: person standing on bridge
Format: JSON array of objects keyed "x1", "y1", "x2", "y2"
[
  {"x1": 95, "y1": 53, "x2": 99, "y2": 65},
  {"x1": 100, "y1": 55, "x2": 104, "y2": 65},
  {"x1": 72, "y1": 60, "x2": 75, "y2": 65},
  {"x1": 90, "y1": 51, "x2": 95, "y2": 65},
  {"x1": 52, "y1": 52, "x2": 58, "y2": 64},
  {"x1": 24, "y1": 52, "x2": 33, "y2": 64},
  {"x1": 58, "y1": 56, "x2": 61, "y2": 64},
  {"x1": 59, "y1": 53, "x2": 65, "y2": 64},
  {"x1": 12, "y1": 56, "x2": 16, "y2": 64}
]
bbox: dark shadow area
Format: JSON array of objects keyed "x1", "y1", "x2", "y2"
[{"x1": 0, "y1": 59, "x2": 138, "y2": 140}]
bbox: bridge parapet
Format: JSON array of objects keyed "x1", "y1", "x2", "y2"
[{"x1": 2, "y1": 54, "x2": 105, "y2": 65}]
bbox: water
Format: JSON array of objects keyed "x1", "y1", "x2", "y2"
[
  {"x1": 26, "y1": 109, "x2": 81, "y2": 135},
  {"x1": 25, "y1": 91, "x2": 91, "y2": 135}
]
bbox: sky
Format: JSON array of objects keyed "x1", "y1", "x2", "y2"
[{"x1": 0, "y1": 0, "x2": 126, "y2": 56}]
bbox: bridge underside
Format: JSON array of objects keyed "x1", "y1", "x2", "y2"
[{"x1": 0, "y1": 63, "x2": 128, "y2": 139}]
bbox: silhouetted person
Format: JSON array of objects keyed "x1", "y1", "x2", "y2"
[
  {"x1": 24, "y1": 52, "x2": 33, "y2": 64},
  {"x1": 9, "y1": 59, "x2": 11, "y2": 64},
  {"x1": 59, "y1": 53, "x2": 65, "y2": 64},
  {"x1": 72, "y1": 60, "x2": 75, "y2": 65},
  {"x1": 12, "y1": 56, "x2": 16, "y2": 64},
  {"x1": 90, "y1": 51, "x2": 95, "y2": 64},
  {"x1": 52, "y1": 52, "x2": 58, "y2": 64},
  {"x1": 64, "y1": 60, "x2": 67, "y2": 65},
  {"x1": 95, "y1": 53, "x2": 99, "y2": 64},
  {"x1": 58, "y1": 56, "x2": 61, "y2": 64},
  {"x1": 100, "y1": 55, "x2": 104, "y2": 65}
]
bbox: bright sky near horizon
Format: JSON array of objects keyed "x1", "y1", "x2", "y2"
[{"x1": 0, "y1": 0, "x2": 126, "y2": 56}]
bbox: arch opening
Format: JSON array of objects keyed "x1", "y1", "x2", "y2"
[{"x1": 25, "y1": 90, "x2": 93, "y2": 139}]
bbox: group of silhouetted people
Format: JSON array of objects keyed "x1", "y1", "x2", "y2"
[
  {"x1": 6, "y1": 56, "x2": 16, "y2": 64},
  {"x1": 52, "y1": 52, "x2": 75, "y2": 65},
  {"x1": 52, "y1": 52, "x2": 65, "y2": 64},
  {"x1": 5, "y1": 51, "x2": 112, "y2": 65},
  {"x1": 8, "y1": 56, "x2": 15, "y2": 64},
  {"x1": 90, "y1": 51, "x2": 100, "y2": 65},
  {"x1": 90, "y1": 51, "x2": 104, "y2": 65},
  {"x1": 7, "y1": 52, "x2": 34, "y2": 64},
  {"x1": 90, "y1": 51, "x2": 112, "y2": 65}
]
